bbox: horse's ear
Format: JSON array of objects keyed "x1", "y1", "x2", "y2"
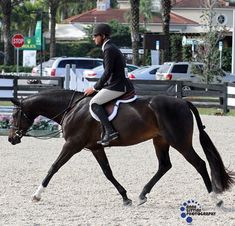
[{"x1": 11, "y1": 98, "x2": 20, "y2": 106}]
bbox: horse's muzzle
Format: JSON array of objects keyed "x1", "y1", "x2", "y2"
[{"x1": 8, "y1": 134, "x2": 22, "y2": 145}]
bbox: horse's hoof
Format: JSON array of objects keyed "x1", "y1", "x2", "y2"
[
  {"x1": 32, "y1": 195, "x2": 41, "y2": 202},
  {"x1": 216, "y1": 200, "x2": 223, "y2": 207},
  {"x1": 138, "y1": 196, "x2": 147, "y2": 206},
  {"x1": 123, "y1": 198, "x2": 132, "y2": 206}
]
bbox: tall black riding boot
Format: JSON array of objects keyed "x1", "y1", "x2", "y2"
[{"x1": 91, "y1": 103, "x2": 119, "y2": 146}]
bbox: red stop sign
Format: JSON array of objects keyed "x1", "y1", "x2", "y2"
[{"x1": 12, "y1": 34, "x2": 24, "y2": 48}]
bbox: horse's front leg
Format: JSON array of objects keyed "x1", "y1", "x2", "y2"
[
  {"x1": 92, "y1": 147, "x2": 132, "y2": 206},
  {"x1": 32, "y1": 140, "x2": 80, "y2": 202}
]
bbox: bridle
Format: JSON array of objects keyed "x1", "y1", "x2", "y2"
[
  {"x1": 10, "y1": 105, "x2": 34, "y2": 139},
  {"x1": 10, "y1": 92, "x2": 88, "y2": 139}
]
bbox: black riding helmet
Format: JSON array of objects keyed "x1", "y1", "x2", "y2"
[{"x1": 93, "y1": 23, "x2": 111, "y2": 37}]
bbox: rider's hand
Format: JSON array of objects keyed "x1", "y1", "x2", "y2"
[{"x1": 84, "y1": 87, "x2": 96, "y2": 96}]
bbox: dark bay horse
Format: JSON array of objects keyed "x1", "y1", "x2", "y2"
[{"x1": 8, "y1": 89, "x2": 234, "y2": 206}]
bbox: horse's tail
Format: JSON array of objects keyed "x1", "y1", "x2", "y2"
[{"x1": 187, "y1": 101, "x2": 235, "y2": 193}]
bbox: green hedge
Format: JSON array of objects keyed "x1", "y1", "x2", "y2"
[
  {"x1": 55, "y1": 41, "x2": 95, "y2": 57},
  {"x1": 0, "y1": 65, "x2": 32, "y2": 73}
]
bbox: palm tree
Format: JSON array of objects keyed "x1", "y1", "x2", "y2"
[
  {"x1": 46, "y1": 0, "x2": 64, "y2": 58},
  {"x1": 160, "y1": 0, "x2": 171, "y2": 62},
  {"x1": 48, "y1": 0, "x2": 97, "y2": 58},
  {"x1": 12, "y1": 1, "x2": 42, "y2": 36},
  {"x1": 0, "y1": 0, "x2": 23, "y2": 65},
  {"x1": 140, "y1": 0, "x2": 152, "y2": 29},
  {"x1": 130, "y1": 0, "x2": 140, "y2": 65},
  {"x1": 58, "y1": 0, "x2": 96, "y2": 21}
]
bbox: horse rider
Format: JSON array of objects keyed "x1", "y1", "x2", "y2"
[{"x1": 84, "y1": 23, "x2": 135, "y2": 146}]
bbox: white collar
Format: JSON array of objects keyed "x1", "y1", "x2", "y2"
[{"x1": 102, "y1": 39, "x2": 110, "y2": 51}]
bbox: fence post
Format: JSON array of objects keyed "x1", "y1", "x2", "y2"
[
  {"x1": 222, "y1": 83, "x2": 228, "y2": 114},
  {"x1": 58, "y1": 77, "x2": 64, "y2": 89},
  {"x1": 13, "y1": 76, "x2": 18, "y2": 99},
  {"x1": 176, "y1": 81, "x2": 183, "y2": 99},
  {"x1": 64, "y1": 64, "x2": 70, "y2": 89},
  {"x1": 72, "y1": 64, "x2": 76, "y2": 74}
]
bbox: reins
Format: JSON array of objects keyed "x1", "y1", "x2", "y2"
[{"x1": 14, "y1": 92, "x2": 88, "y2": 139}]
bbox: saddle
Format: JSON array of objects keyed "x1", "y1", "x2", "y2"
[{"x1": 90, "y1": 90, "x2": 137, "y2": 121}]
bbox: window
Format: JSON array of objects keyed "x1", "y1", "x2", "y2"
[
  {"x1": 171, "y1": 65, "x2": 188, "y2": 73},
  {"x1": 158, "y1": 64, "x2": 171, "y2": 73},
  {"x1": 76, "y1": 60, "x2": 103, "y2": 69},
  {"x1": 58, "y1": 60, "x2": 74, "y2": 68},
  {"x1": 150, "y1": 68, "x2": 158, "y2": 74},
  {"x1": 57, "y1": 59, "x2": 103, "y2": 69}
]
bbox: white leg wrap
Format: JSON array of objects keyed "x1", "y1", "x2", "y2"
[
  {"x1": 210, "y1": 192, "x2": 223, "y2": 207},
  {"x1": 33, "y1": 184, "x2": 45, "y2": 199}
]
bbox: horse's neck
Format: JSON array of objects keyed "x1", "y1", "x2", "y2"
[{"x1": 28, "y1": 91, "x2": 83, "y2": 124}]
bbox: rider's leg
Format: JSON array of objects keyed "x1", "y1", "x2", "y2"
[
  {"x1": 90, "y1": 89, "x2": 125, "y2": 145},
  {"x1": 91, "y1": 103, "x2": 119, "y2": 145}
]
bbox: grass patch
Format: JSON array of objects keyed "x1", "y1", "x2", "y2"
[
  {"x1": 198, "y1": 108, "x2": 235, "y2": 116},
  {"x1": 0, "y1": 101, "x2": 13, "y2": 106}
]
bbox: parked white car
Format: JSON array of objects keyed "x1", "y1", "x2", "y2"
[
  {"x1": 83, "y1": 64, "x2": 139, "y2": 79},
  {"x1": 128, "y1": 65, "x2": 161, "y2": 80},
  {"x1": 31, "y1": 58, "x2": 57, "y2": 77},
  {"x1": 43, "y1": 57, "x2": 103, "y2": 77},
  {"x1": 29, "y1": 57, "x2": 103, "y2": 85}
]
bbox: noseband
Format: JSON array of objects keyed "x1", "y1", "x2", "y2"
[{"x1": 10, "y1": 106, "x2": 34, "y2": 139}]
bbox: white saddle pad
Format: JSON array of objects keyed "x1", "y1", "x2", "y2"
[{"x1": 90, "y1": 95, "x2": 137, "y2": 122}]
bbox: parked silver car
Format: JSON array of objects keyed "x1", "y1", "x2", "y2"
[{"x1": 156, "y1": 62, "x2": 203, "y2": 82}]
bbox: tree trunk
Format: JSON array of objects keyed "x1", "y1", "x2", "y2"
[
  {"x1": 49, "y1": 10, "x2": 57, "y2": 58},
  {"x1": 1, "y1": 0, "x2": 12, "y2": 65},
  {"x1": 160, "y1": 0, "x2": 171, "y2": 62},
  {"x1": 48, "y1": 0, "x2": 61, "y2": 58},
  {"x1": 130, "y1": 0, "x2": 140, "y2": 65}
]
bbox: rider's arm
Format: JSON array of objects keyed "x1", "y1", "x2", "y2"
[{"x1": 94, "y1": 47, "x2": 115, "y2": 90}]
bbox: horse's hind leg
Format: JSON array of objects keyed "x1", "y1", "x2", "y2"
[
  {"x1": 179, "y1": 147, "x2": 223, "y2": 205},
  {"x1": 180, "y1": 147, "x2": 212, "y2": 193},
  {"x1": 139, "y1": 137, "x2": 172, "y2": 205},
  {"x1": 180, "y1": 147, "x2": 223, "y2": 206},
  {"x1": 32, "y1": 141, "x2": 79, "y2": 201},
  {"x1": 91, "y1": 147, "x2": 132, "y2": 206}
]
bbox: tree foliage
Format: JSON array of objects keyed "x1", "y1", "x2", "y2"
[
  {"x1": 84, "y1": 20, "x2": 131, "y2": 55},
  {"x1": 193, "y1": 0, "x2": 228, "y2": 83},
  {"x1": 0, "y1": 0, "x2": 24, "y2": 64},
  {"x1": 11, "y1": 0, "x2": 45, "y2": 36},
  {"x1": 170, "y1": 34, "x2": 182, "y2": 62},
  {"x1": 58, "y1": 0, "x2": 96, "y2": 21},
  {"x1": 140, "y1": 0, "x2": 152, "y2": 29},
  {"x1": 182, "y1": 45, "x2": 192, "y2": 62}
]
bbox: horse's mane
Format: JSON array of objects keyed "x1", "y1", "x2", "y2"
[
  {"x1": 34, "y1": 89, "x2": 84, "y2": 96},
  {"x1": 26, "y1": 89, "x2": 84, "y2": 99},
  {"x1": 23, "y1": 89, "x2": 85, "y2": 107}
]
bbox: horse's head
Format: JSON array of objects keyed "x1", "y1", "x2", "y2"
[{"x1": 8, "y1": 98, "x2": 34, "y2": 145}]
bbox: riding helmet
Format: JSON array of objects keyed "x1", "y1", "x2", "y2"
[{"x1": 93, "y1": 23, "x2": 111, "y2": 36}]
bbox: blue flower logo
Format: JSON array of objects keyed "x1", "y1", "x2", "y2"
[{"x1": 180, "y1": 199, "x2": 201, "y2": 224}]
